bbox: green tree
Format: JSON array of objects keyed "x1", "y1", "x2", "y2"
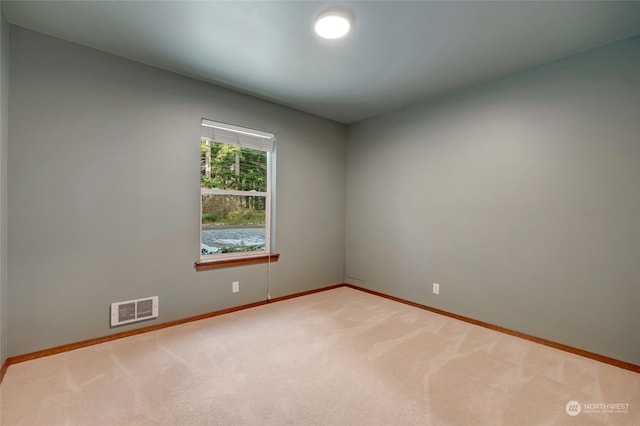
[{"x1": 201, "y1": 140, "x2": 268, "y2": 225}]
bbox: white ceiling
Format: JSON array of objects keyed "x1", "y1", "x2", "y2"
[{"x1": 3, "y1": 1, "x2": 640, "y2": 124}]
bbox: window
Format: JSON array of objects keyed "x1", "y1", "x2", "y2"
[{"x1": 196, "y1": 119, "x2": 279, "y2": 270}]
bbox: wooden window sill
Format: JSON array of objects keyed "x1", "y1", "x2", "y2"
[{"x1": 195, "y1": 253, "x2": 280, "y2": 271}]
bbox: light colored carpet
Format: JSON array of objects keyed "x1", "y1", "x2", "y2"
[{"x1": 1, "y1": 287, "x2": 638, "y2": 425}]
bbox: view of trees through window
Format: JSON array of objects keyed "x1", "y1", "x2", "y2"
[{"x1": 200, "y1": 139, "x2": 269, "y2": 256}]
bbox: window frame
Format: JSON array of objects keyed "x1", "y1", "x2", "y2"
[{"x1": 196, "y1": 119, "x2": 279, "y2": 270}]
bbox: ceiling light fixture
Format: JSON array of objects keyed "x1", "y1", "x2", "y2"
[{"x1": 314, "y1": 10, "x2": 352, "y2": 39}]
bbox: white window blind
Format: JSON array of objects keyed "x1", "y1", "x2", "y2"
[{"x1": 201, "y1": 118, "x2": 275, "y2": 152}]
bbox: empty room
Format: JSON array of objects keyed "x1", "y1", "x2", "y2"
[{"x1": 0, "y1": 1, "x2": 639, "y2": 425}]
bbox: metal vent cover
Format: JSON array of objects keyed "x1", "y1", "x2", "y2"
[{"x1": 110, "y1": 296, "x2": 158, "y2": 326}]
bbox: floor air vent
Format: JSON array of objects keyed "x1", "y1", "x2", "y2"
[{"x1": 110, "y1": 296, "x2": 158, "y2": 326}]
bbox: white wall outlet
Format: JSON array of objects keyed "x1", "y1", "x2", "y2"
[
  {"x1": 433, "y1": 283, "x2": 440, "y2": 295},
  {"x1": 232, "y1": 281, "x2": 239, "y2": 293}
]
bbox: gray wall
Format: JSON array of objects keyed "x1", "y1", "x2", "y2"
[
  {"x1": 6, "y1": 24, "x2": 639, "y2": 367},
  {"x1": 0, "y1": 9, "x2": 8, "y2": 367},
  {"x1": 8, "y1": 26, "x2": 346, "y2": 357},
  {"x1": 346, "y1": 36, "x2": 640, "y2": 365}
]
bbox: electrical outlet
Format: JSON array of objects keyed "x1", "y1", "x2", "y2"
[
  {"x1": 232, "y1": 281, "x2": 239, "y2": 293},
  {"x1": 433, "y1": 283, "x2": 440, "y2": 295}
]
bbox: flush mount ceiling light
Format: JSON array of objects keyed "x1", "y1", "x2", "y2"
[{"x1": 314, "y1": 10, "x2": 352, "y2": 39}]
